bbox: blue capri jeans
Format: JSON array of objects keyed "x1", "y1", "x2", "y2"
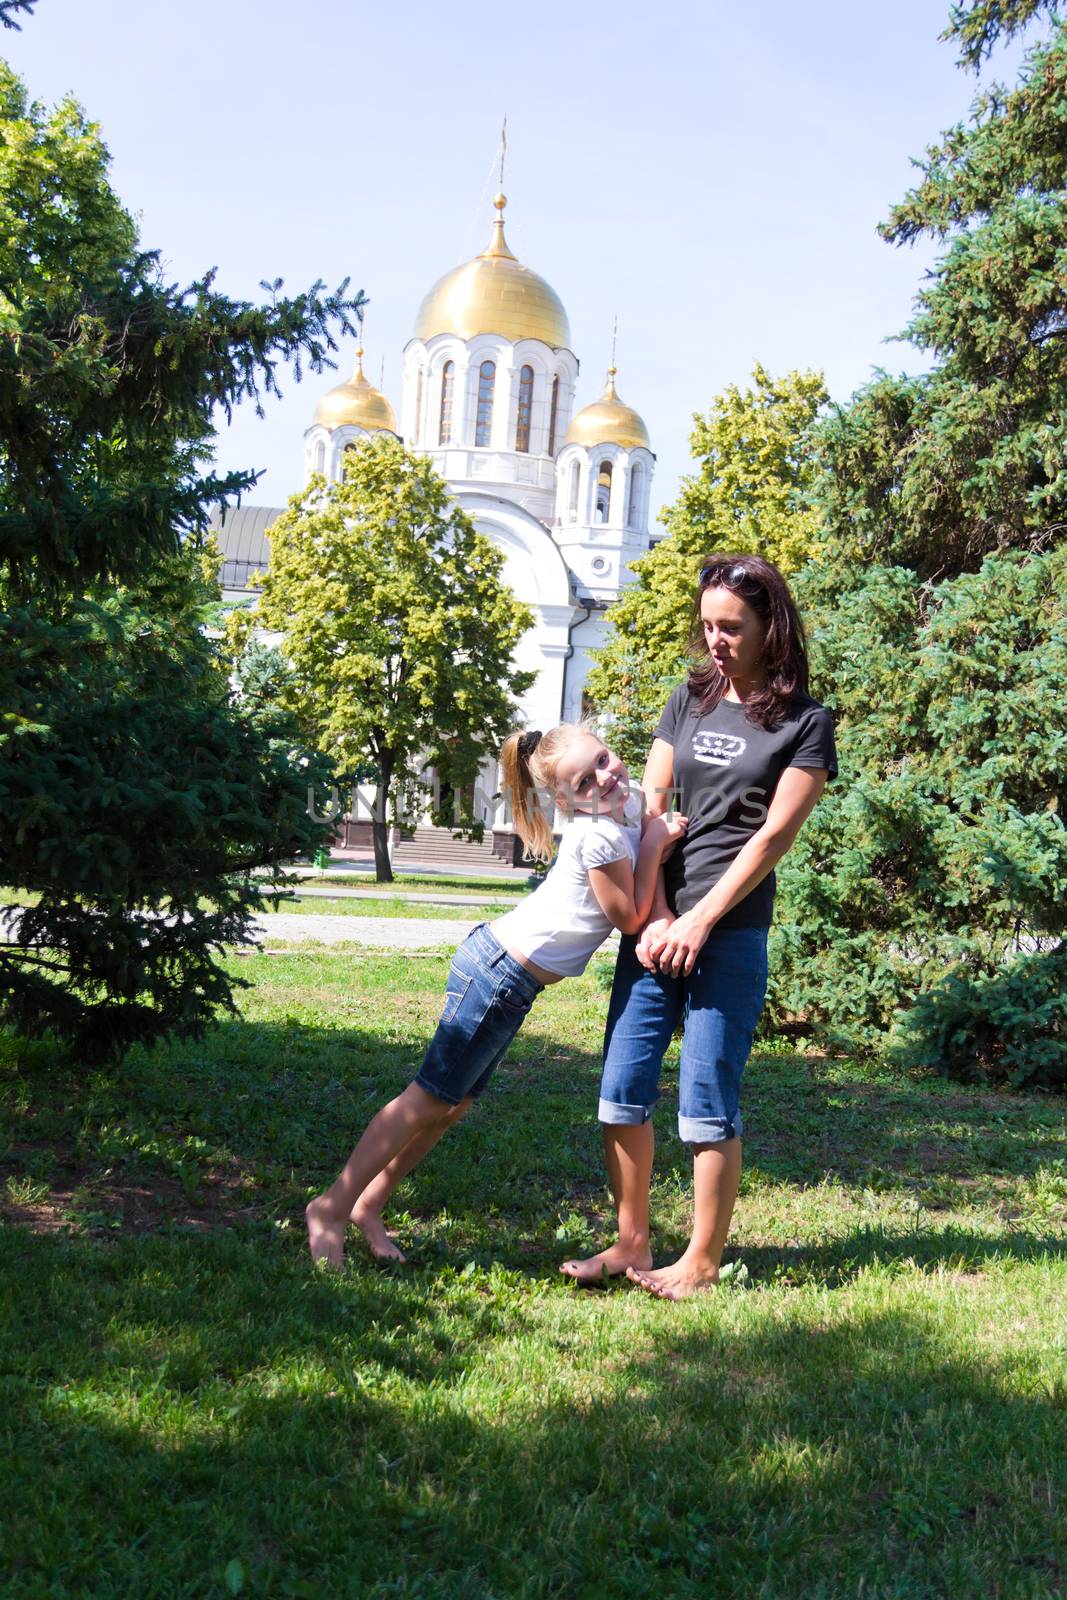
[
  {"x1": 598, "y1": 925, "x2": 769, "y2": 1144},
  {"x1": 414, "y1": 922, "x2": 544, "y2": 1106}
]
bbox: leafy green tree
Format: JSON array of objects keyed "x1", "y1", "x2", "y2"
[
  {"x1": 0, "y1": 62, "x2": 356, "y2": 1058},
  {"x1": 586, "y1": 365, "x2": 827, "y2": 765},
  {"x1": 252, "y1": 439, "x2": 535, "y2": 882},
  {"x1": 770, "y1": 1, "x2": 1067, "y2": 1083}
]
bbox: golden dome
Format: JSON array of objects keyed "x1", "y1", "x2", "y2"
[
  {"x1": 565, "y1": 368, "x2": 650, "y2": 450},
  {"x1": 312, "y1": 350, "x2": 398, "y2": 433},
  {"x1": 413, "y1": 194, "x2": 571, "y2": 349}
]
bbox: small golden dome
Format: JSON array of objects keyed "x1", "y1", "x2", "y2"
[
  {"x1": 565, "y1": 367, "x2": 650, "y2": 450},
  {"x1": 413, "y1": 194, "x2": 571, "y2": 349},
  {"x1": 312, "y1": 350, "x2": 398, "y2": 433}
]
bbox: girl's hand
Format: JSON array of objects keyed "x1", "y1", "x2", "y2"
[
  {"x1": 650, "y1": 909, "x2": 713, "y2": 978},
  {"x1": 659, "y1": 812, "x2": 687, "y2": 861},
  {"x1": 636, "y1": 914, "x2": 675, "y2": 972},
  {"x1": 644, "y1": 813, "x2": 688, "y2": 853}
]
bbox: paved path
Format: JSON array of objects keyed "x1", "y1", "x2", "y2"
[
  {"x1": 0, "y1": 904, "x2": 480, "y2": 952},
  {"x1": 0, "y1": 905, "x2": 620, "y2": 957}
]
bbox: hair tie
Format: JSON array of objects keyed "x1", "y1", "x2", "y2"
[{"x1": 518, "y1": 730, "x2": 542, "y2": 760}]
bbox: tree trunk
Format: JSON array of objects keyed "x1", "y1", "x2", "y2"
[{"x1": 371, "y1": 778, "x2": 393, "y2": 883}]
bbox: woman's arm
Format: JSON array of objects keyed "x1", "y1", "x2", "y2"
[
  {"x1": 588, "y1": 814, "x2": 688, "y2": 935},
  {"x1": 648, "y1": 767, "x2": 829, "y2": 977},
  {"x1": 641, "y1": 738, "x2": 676, "y2": 820}
]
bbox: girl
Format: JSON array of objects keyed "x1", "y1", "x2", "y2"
[{"x1": 306, "y1": 721, "x2": 687, "y2": 1267}]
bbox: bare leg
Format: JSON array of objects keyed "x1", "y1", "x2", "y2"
[
  {"x1": 306, "y1": 1082, "x2": 455, "y2": 1267},
  {"x1": 350, "y1": 1098, "x2": 471, "y2": 1261},
  {"x1": 560, "y1": 1122, "x2": 655, "y2": 1283},
  {"x1": 628, "y1": 1136, "x2": 742, "y2": 1301}
]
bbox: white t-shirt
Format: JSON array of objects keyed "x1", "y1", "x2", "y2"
[{"x1": 491, "y1": 798, "x2": 642, "y2": 978}]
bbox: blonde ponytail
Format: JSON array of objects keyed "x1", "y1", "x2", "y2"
[
  {"x1": 499, "y1": 721, "x2": 591, "y2": 864},
  {"x1": 500, "y1": 730, "x2": 554, "y2": 863}
]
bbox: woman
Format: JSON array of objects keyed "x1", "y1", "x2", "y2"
[{"x1": 561, "y1": 554, "x2": 837, "y2": 1299}]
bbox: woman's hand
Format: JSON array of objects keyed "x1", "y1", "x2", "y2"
[{"x1": 646, "y1": 908, "x2": 714, "y2": 978}]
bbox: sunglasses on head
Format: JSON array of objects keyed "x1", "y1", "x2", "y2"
[{"x1": 700, "y1": 561, "x2": 750, "y2": 587}]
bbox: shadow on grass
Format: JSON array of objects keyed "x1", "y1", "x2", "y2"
[
  {"x1": 739, "y1": 1051, "x2": 1066, "y2": 1189},
  {"x1": 1, "y1": 1223, "x2": 1063, "y2": 1599},
  {"x1": 729, "y1": 1224, "x2": 1066, "y2": 1288},
  {"x1": 3, "y1": 1007, "x2": 1065, "y2": 1281}
]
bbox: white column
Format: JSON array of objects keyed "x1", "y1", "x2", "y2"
[
  {"x1": 609, "y1": 451, "x2": 628, "y2": 528},
  {"x1": 454, "y1": 358, "x2": 472, "y2": 445}
]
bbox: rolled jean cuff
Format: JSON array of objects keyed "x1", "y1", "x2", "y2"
[
  {"x1": 412, "y1": 1073, "x2": 466, "y2": 1109},
  {"x1": 598, "y1": 1096, "x2": 655, "y2": 1126},
  {"x1": 678, "y1": 1111, "x2": 743, "y2": 1146}
]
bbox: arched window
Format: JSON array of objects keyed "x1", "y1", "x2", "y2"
[
  {"x1": 341, "y1": 443, "x2": 360, "y2": 483},
  {"x1": 414, "y1": 366, "x2": 425, "y2": 444},
  {"x1": 515, "y1": 365, "x2": 534, "y2": 453},
  {"x1": 547, "y1": 374, "x2": 560, "y2": 456},
  {"x1": 568, "y1": 459, "x2": 581, "y2": 521},
  {"x1": 438, "y1": 360, "x2": 454, "y2": 445},
  {"x1": 313, "y1": 439, "x2": 326, "y2": 476},
  {"x1": 627, "y1": 461, "x2": 642, "y2": 527},
  {"x1": 475, "y1": 360, "x2": 496, "y2": 447},
  {"x1": 595, "y1": 460, "x2": 613, "y2": 523}
]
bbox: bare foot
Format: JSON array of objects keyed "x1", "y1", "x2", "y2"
[
  {"x1": 559, "y1": 1241, "x2": 652, "y2": 1285},
  {"x1": 351, "y1": 1202, "x2": 408, "y2": 1264},
  {"x1": 626, "y1": 1256, "x2": 719, "y2": 1301},
  {"x1": 305, "y1": 1197, "x2": 346, "y2": 1268}
]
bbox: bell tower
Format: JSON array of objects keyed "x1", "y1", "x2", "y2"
[{"x1": 553, "y1": 365, "x2": 656, "y2": 600}]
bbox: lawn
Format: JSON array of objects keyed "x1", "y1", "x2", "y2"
[
  {"x1": 1, "y1": 949, "x2": 1064, "y2": 1599},
  {"x1": 287, "y1": 872, "x2": 531, "y2": 895},
  {"x1": 259, "y1": 895, "x2": 509, "y2": 920}
]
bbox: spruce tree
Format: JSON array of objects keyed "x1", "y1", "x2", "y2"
[
  {"x1": 0, "y1": 63, "x2": 356, "y2": 1058},
  {"x1": 772, "y1": 1, "x2": 1067, "y2": 1083}
]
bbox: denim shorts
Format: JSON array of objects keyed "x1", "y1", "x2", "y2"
[
  {"x1": 414, "y1": 922, "x2": 545, "y2": 1106},
  {"x1": 598, "y1": 925, "x2": 769, "y2": 1144}
]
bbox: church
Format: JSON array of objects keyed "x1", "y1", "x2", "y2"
[{"x1": 214, "y1": 191, "x2": 656, "y2": 865}]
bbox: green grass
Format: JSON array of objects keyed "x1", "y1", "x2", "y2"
[
  {"x1": 260, "y1": 895, "x2": 505, "y2": 920},
  {"x1": 1, "y1": 951, "x2": 1064, "y2": 1599},
  {"x1": 288, "y1": 871, "x2": 531, "y2": 895}
]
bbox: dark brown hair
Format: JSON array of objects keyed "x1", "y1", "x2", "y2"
[{"x1": 686, "y1": 553, "x2": 810, "y2": 729}]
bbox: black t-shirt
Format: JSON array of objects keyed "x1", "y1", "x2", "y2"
[{"x1": 654, "y1": 684, "x2": 838, "y2": 929}]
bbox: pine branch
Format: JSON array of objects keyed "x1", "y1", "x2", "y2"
[
  {"x1": 945, "y1": 0, "x2": 1055, "y2": 68},
  {"x1": 0, "y1": 1, "x2": 36, "y2": 29}
]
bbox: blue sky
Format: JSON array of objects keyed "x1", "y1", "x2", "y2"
[{"x1": 6, "y1": 0, "x2": 1029, "y2": 523}]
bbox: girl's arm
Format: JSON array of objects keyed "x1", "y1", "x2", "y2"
[
  {"x1": 588, "y1": 813, "x2": 687, "y2": 936},
  {"x1": 635, "y1": 738, "x2": 678, "y2": 962},
  {"x1": 646, "y1": 767, "x2": 829, "y2": 977}
]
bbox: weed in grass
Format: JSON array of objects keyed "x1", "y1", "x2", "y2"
[
  {"x1": 1019, "y1": 1160, "x2": 1067, "y2": 1224},
  {"x1": 5, "y1": 1173, "x2": 49, "y2": 1205}
]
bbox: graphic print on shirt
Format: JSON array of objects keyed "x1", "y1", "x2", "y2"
[{"x1": 692, "y1": 731, "x2": 747, "y2": 767}]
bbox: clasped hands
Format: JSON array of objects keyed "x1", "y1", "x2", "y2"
[{"x1": 635, "y1": 907, "x2": 713, "y2": 978}]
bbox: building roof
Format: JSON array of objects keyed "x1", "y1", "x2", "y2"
[
  {"x1": 312, "y1": 349, "x2": 398, "y2": 433},
  {"x1": 413, "y1": 194, "x2": 571, "y2": 349},
  {"x1": 565, "y1": 368, "x2": 650, "y2": 451},
  {"x1": 210, "y1": 504, "x2": 282, "y2": 592}
]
